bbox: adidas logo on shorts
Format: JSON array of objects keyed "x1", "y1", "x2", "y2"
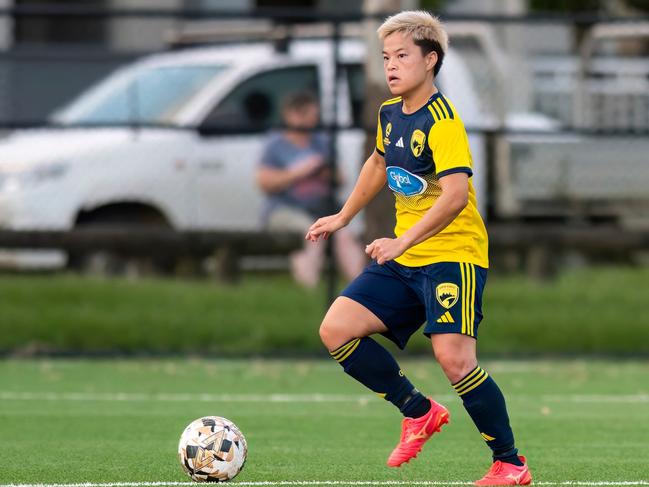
[{"x1": 436, "y1": 311, "x2": 454, "y2": 323}]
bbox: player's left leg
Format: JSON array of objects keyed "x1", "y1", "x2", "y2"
[
  {"x1": 431, "y1": 334, "x2": 521, "y2": 461},
  {"x1": 433, "y1": 334, "x2": 530, "y2": 485},
  {"x1": 424, "y1": 262, "x2": 531, "y2": 485}
]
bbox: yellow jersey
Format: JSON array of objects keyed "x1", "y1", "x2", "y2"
[{"x1": 375, "y1": 93, "x2": 489, "y2": 268}]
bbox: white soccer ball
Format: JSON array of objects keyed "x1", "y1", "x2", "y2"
[{"x1": 178, "y1": 416, "x2": 247, "y2": 482}]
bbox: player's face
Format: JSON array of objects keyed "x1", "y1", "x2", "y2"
[
  {"x1": 382, "y1": 31, "x2": 436, "y2": 96},
  {"x1": 284, "y1": 103, "x2": 320, "y2": 130}
]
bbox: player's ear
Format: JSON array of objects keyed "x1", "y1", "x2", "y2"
[{"x1": 426, "y1": 51, "x2": 438, "y2": 73}]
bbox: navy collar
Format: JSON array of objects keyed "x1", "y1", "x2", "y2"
[{"x1": 399, "y1": 91, "x2": 441, "y2": 119}]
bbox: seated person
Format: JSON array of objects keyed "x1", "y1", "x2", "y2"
[{"x1": 256, "y1": 92, "x2": 365, "y2": 288}]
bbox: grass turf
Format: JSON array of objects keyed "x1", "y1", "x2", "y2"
[
  {"x1": 0, "y1": 266, "x2": 648, "y2": 355},
  {"x1": 0, "y1": 358, "x2": 648, "y2": 484}
]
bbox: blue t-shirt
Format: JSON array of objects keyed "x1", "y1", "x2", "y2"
[{"x1": 259, "y1": 132, "x2": 333, "y2": 221}]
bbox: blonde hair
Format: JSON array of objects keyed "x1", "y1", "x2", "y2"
[{"x1": 377, "y1": 10, "x2": 448, "y2": 75}]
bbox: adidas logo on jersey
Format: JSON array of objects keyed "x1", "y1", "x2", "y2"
[{"x1": 395, "y1": 137, "x2": 404, "y2": 148}]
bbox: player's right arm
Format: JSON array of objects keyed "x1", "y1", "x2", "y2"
[{"x1": 305, "y1": 149, "x2": 386, "y2": 242}]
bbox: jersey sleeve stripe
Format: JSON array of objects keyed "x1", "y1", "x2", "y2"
[
  {"x1": 375, "y1": 107, "x2": 384, "y2": 153},
  {"x1": 439, "y1": 96, "x2": 455, "y2": 119},
  {"x1": 434, "y1": 99, "x2": 449, "y2": 119},
  {"x1": 428, "y1": 103, "x2": 441, "y2": 121},
  {"x1": 436, "y1": 167, "x2": 473, "y2": 179}
]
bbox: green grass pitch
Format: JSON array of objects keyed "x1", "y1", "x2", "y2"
[{"x1": 0, "y1": 359, "x2": 648, "y2": 485}]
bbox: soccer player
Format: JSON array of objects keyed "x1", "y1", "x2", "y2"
[{"x1": 305, "y1": 11, "x2": 532, "y2": 486}]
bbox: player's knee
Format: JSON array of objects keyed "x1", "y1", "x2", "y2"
[
  {"x1": 318, "y1": 321, "x2": 332, "y2": 348},
  {"x1": 319, "y1": 315, "x2": 363, "y2": 352},
  {"x1": 318, "y1": 319, "x2": 345, "y2": 351},
  {"x1": 434, "y1": 349, "x2": 477, "y2": 383}
]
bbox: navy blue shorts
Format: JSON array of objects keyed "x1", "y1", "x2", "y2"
[{"x1": 340, "y1": 260, "x2": 487, "y2": 349}]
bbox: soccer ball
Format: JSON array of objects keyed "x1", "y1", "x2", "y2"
[{"x1": 178, "y1": 416, "x2": 247, "y2": 482}]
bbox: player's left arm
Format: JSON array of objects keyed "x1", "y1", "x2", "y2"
[{"x1": 366, "y1": 118, "x2": 471, "y2": 264}]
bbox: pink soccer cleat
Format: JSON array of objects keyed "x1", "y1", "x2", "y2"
[
  {"x1": 386, "y1": 398, "x2": 450, "y2": 467},
  {"x1": 474, "y1": 456, "x2": 532, "y2": 486}
]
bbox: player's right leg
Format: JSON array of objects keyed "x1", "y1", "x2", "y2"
[
  {"x1": 320, "y1": 261, "x2": 449, "y2": 467},
  {"x1": 319, "y1": 296, "x2": 423, "y2": 412},
  {"x1": 319, "y1": 295, "x2": 388, "y2": 349}
]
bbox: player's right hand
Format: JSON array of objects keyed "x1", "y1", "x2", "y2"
[{"x1": 305, "y1": 213, "x2": 348, "y2": 242}]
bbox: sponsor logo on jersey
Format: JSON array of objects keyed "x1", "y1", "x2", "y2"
[
  {"x1": 410, "y1": 129, "x2": 426, "y2": 157},
  {"x1": 386, "y1": 166, "x2": 427, "y2": 196},
  {"x1": 436, "y1": 282, "x2": 459, "y2": 309},
  {"x1": 395, "y1": 137, "x2": 404, "y2": 148}
]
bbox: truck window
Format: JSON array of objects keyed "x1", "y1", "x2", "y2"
[
  {"x1": 55, "y1": 65, "x2": 226, "y2": 125},
  {"x1": 200, "y1": 65, "x2": 320, "y2": 133}
]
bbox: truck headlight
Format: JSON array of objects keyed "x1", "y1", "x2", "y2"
[{"x1": 0, "y1": 163, "x2": 68, "y2": 192}]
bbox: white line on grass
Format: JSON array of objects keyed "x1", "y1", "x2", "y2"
[
  {"x1": 542, "y1": 394, "x2": 649, "y2": 403},
  {"x1": 3, "y1": 481, "x2": 649, "y2": 486},
  {"x1": 0, "y1": 392, "x2": 381, "y2": 403},
  {"x1": 1, "y1": 391, "x2": 648, "y2": 403}
]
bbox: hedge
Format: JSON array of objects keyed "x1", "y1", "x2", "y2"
[{"x1": 1, "y1": 267, "x2": 647, "y2": 356}]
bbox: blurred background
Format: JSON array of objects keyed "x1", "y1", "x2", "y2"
[{"x1": 0, "y1": 0, "x2": 648, "y2": 357}]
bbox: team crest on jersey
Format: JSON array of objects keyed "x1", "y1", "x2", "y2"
[
  {"x1": 436, "y1": 283, "x2": 459, "y2": 309},
  {"x1": 410, "y1": 129, "x2": 426, "y2": 157},
  {"x1": 386, "y1": 166, "x2": 428, "y2": 196}
]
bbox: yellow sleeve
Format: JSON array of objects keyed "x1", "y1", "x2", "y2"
[
  {"x1": 427, "y1": 118, "x2": 473, "y2": 178},
  {"x1": 375, "y1": 108, "x2": 385, "y2": 155}
]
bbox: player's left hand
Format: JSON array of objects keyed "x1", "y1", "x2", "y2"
[{"x1": 365, "y1": 237, "x2": 408, "y2": 265}]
